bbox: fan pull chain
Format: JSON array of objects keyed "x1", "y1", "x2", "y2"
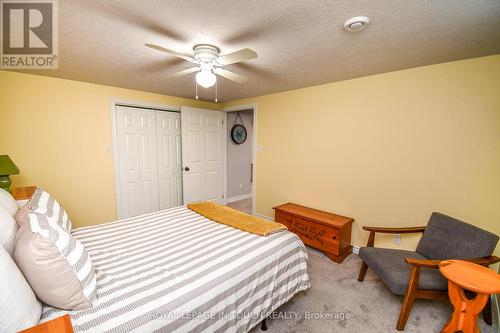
[
  {"x1": 215, "y1": 80, "x2": 218, "y2": 103},
  {"x1": 195, "y1": 81, "x2": 199, "y2": 100}
]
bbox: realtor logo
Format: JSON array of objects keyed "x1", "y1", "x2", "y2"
[{"x1": 1, "y1": 0, "x2": 58, "y2": 69}]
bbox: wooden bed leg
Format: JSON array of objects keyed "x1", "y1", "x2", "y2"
[{"x1": 261, "y1": 318, "x2": 267, "y2": 331}]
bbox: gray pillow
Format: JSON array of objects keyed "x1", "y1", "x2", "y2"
[
  {"x1": 14, "y1": 213, "x2": 97, "y2": 310},
  {"x1": 29, "y1": 189, "x2": 72, "y2": 231}
]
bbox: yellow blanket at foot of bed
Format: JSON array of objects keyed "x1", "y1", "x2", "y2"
[{"x1": 187, "y1": 201, "x2": 287, "y2": 236}]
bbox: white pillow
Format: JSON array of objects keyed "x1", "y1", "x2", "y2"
[
  {"x1": 0, "y1": 204, "x2": 18, "y2": 256},
  {"x1": 0, "y1": 244, "x2": 42, "y2": 332},
  {"x1": 0, "y1": 188, "x2": 19, "y2": 216}
]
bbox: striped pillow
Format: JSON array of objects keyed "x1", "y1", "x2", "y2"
[
  {"x1": 14, "y1": 213, "x2": 97, "y2": 310},
  {"x1": 29, "y1": 189, "x2": 72, "y2": 231}
]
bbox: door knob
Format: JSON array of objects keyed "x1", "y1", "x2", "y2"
[{"x1": 184, "y1": 167, "x2": 190, "y2": 171}]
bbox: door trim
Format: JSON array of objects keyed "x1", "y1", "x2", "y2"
[
  {"x1": 222, "y1": 103, "x2": 257, "y2": 215},
  {"x1": 109, "y1": 98, "x2": 181, "y2": 219}
]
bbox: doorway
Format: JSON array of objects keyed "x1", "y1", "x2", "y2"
[
  {"x1": 112, "y1": 101, "x2": 226, "y2": 219},
  {"x1": 224, "y1": 107, "x2": 255, "y2": 215}
]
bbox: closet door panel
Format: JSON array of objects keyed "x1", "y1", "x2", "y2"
[
  {"x1": 137, "y1": 110, "x2": 159, "y2": 214},
  {"x1": 174, "y1": 118, "x2": 183, "y2": 206},
  {"x1": 115, "y1": 106, "x2": 159, "y2": 218},
  {"x1": 116, "y1": 107, "x2": 141, "y2": 218},
  {"x1": 156, "y1": 111, "x2": 182, "y2": 210}
]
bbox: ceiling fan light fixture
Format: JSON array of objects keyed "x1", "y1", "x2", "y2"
[{"x1": 196, "y1": 68, "x2": 216, "y2": 88}]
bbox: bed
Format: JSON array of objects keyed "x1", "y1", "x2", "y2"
[{"x1": 39, "y1": 205, "x2": 310, "y2": 333}]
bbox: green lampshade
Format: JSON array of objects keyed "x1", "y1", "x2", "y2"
[{"x1": 0, "y1": 155, "x2": 19, "y2": 175}]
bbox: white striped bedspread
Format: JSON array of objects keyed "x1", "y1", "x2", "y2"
[{"x1": 40, "y1": 206, "x2": 310, "y2": 333}]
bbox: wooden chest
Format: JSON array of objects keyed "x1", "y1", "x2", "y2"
[{"x1": 273, "y1": 203, "x2": 354, "y2": 263}]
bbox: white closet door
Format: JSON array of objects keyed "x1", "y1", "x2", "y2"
[
  {"x1": 181, "y1": 107, "x2": 223, "y2": 204},
  {"x1": 115, "y1": 106, "x2": 159, "y2": 218},
  {"x1": 156, "y1": 111, "x2": 183, "y2": 209}
]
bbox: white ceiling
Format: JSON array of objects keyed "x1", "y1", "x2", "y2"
[{"x1": 10, "y1": 0, "x2": 500, "y2": 102}]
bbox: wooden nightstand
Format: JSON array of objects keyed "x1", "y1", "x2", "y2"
[
  {"x1": 11, "y1": 186, "x2": 36, "y2": 206},
  {"x1": 19, "y1": 315, "x2": 74, "y2": 333},
  {"x1": 11, "y1": 186, "x2": 37, "y2": 201}
]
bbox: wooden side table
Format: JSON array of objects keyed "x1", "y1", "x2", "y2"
[
  {"x1": 439, "y1": 260, "x2": 500, "y2": 333},
  {"x1": 11, "y1": 186, "x2": 37, "y2": 201},
  {"x1": 19, "y1": 315, "x2": 74, "y2": 333},
  {"x1": 11, "y1": 186, "x2": 36, "y2": 206}
]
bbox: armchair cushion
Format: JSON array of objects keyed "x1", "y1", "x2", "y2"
[
  {"x1": 359, "y1": 247, "x2": 448, "y2": 295},
  {"x1": 416, "y1": 212, "x2": 499, "y2": 260}
]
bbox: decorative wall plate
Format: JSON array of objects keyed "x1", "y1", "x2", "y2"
[{"x1": 231, "y1": 124, "x2": 247, "y2": 144}]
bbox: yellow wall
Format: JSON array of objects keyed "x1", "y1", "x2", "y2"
[
  {"x1": 2, "y1": 55, "x2": 499, "y2": 254},
  {"x1": 223, "y1": 55, "x2": 500, "y2": 253},
  {"x1": 0, "y1": 71, "x2": 217, "y2": 228}
]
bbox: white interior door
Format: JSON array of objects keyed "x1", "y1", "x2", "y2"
[
  {"x1": 156, "y1": 111, "x2": 183, "y2": 209},
  {"x1": 181, "y1": 107, "x2": 224, "y2": 204},
  {"x1": 115, "y1": 106, "x2": 159, "y2": 218}
]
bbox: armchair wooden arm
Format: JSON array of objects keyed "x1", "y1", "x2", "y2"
[
  {"x1": 362, "y1": 226, "x2": 426, "y2": 247},
  {"x1": 362, "y1": 226, "x2": 427, "y2": 234},
  {"x1": 405, "y1": 256, "x2": 500, "y2": 269},
  {"x1": 404, "y1": 258, "x2": 441, "y2": 269}
]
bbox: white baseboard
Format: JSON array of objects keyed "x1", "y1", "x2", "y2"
[
  {"x1": 352, "y1": 246, "x2": 360, "y2": 255},
  {"x1": 254, "y1": 213, "x2": 274, "y2": 221},
  {"x1": 226, "y1": 193, "x2": 252, "y2": 203}
]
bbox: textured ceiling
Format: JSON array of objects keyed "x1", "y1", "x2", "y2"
[{"x1": 9, "y1": 0, "x2": 500, "y2": 102}]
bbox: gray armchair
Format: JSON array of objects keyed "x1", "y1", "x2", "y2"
[{"x1": 357, "y1": 212, "x2": 499, "y2": 330}]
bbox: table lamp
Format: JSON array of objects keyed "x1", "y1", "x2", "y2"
[{"x1": 0, "y1": 155, "x2": 20, "y2": 192}]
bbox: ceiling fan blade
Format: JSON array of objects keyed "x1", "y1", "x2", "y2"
[
  {"x1": 168, "y1": 67, "x2": 200, "y2": 77},
  {"x1": 213, "y1": 68, "x2": 248, "y2": 83},
  {"x1": 217, "y1": 48, "x2": 257, "y2": 65},
  {"x1": 145, "y1": 43, "x2": 196, "y2": 63}
]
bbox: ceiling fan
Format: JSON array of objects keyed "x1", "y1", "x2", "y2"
[{"x1": 145, "y1": 43, "x2": 257, "y2": 88}]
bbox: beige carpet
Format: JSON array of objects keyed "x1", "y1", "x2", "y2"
[{"x1": 251, "y1": 247, "x2": 497, "y2": 333}]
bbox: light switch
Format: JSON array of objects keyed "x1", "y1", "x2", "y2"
[
  {"x1": 105, "y1": 144, "x2": 113, "y2": 153},
  {"x1": 256, "y1": 144, "x2": 263, "y2": 153}
]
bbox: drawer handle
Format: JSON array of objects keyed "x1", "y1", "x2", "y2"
[{"x1": 332, "y1": 236, "x2": 337, "y2": 240}]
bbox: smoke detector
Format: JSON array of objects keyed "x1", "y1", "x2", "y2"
[{"x1": 344, "y1": 16, "x2": 370, "y2": 32}]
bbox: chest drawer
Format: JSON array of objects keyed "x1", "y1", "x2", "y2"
[
  {"x1": 290, "y1": 216, "x2": 340, "y2": 255},
  {"x1": 276, "y1": 211, "x2": 340, "y2": 255},
  {"x1": 275, "y1": 211, "x2": 293, "y2": 226}
]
